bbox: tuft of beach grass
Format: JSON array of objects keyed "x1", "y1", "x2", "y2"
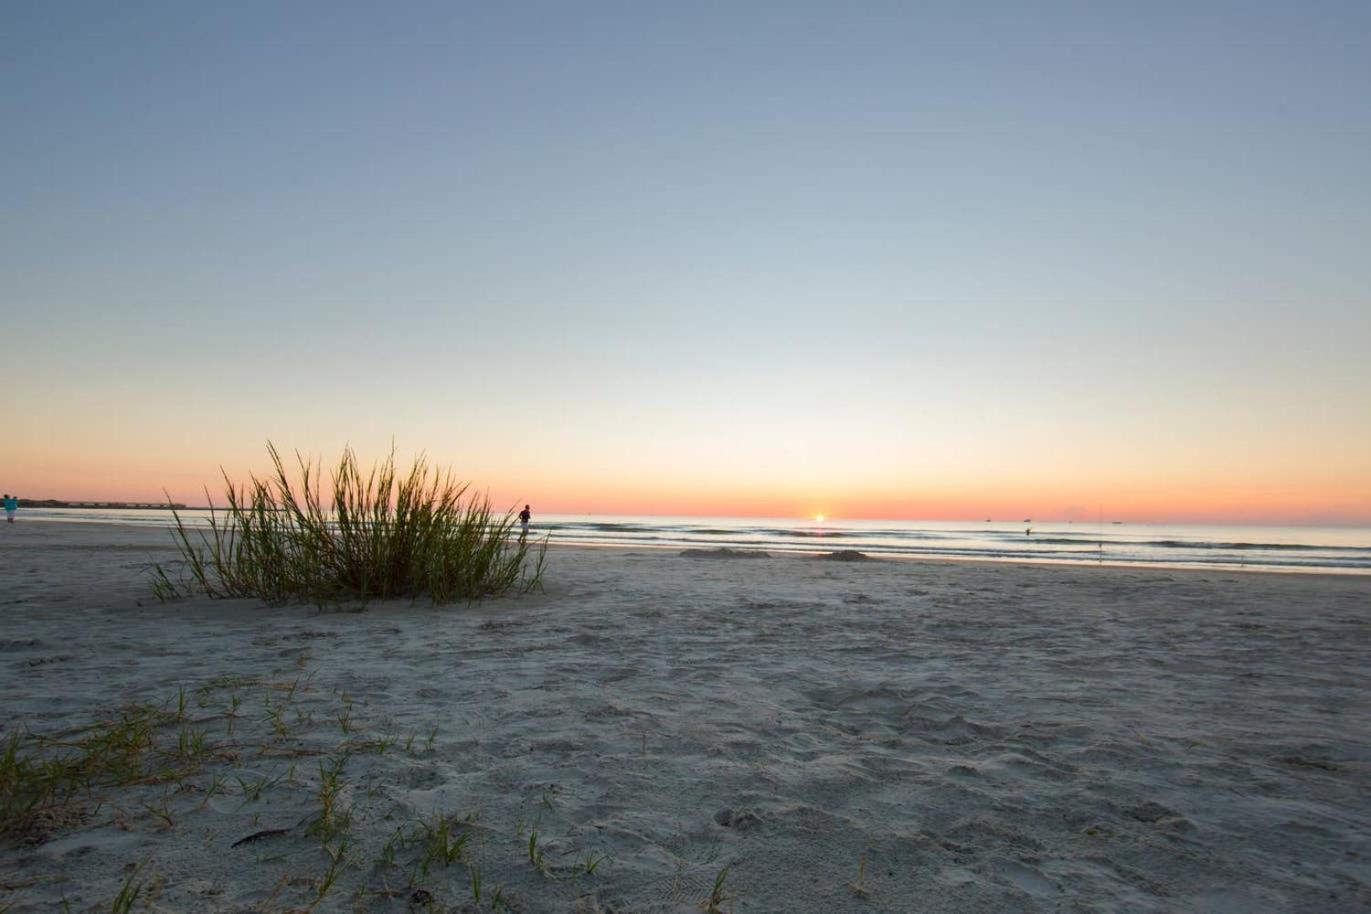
[{"x1": 154, "y1": 443, "x2": 546, "y2": 607}]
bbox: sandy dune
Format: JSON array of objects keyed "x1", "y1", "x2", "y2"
[{"x1": 1, "y1": 522, "x2": 1368, "y2": 912}]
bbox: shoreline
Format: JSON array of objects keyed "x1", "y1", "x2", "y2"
[
  {"x1": 545, "y1": 538, "x2": 1371, "y2": 579},
  {"x1": 9, "y1": 517, "x2": 1370, "y2": 580}
]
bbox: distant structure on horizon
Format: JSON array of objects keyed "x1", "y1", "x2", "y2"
[{"x1": 19, "y1": 499, "x2": 187, "y2": 510}]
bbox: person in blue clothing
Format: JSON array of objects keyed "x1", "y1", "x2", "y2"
[{"x1": 3, "y1": 494, "x2": 16, "y2": 524}]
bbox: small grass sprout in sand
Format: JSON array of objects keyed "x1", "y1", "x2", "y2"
[
  {"x1": 281, "y1": 674, "x2": 308, "y2": 704},
  {"x1": 489, "y1": 885, "x2": 514, "y2": 912},
  {"x1": 262, "y1": 694, "x2": 291, "y2": 740},
  {"x1": 173, "y1": 724, "x2": 210, "y2": 762},
  {"x1": 225, "y1": 692, "x2": 243, "y2": 736},
  {"x1": 153, "y1": 443, "x2": 547, "y2": 606},
  {"x1": 199, "y1": 772, "x2": 228, "y2": 809},
  {"x1": 235, "y1": 770, "x2": 285, "y2": 806},
  {"x1": 306, "y1": 757, "x2": 350, "y2": 843},
  {"x1": 359, "y1": 732, "x2": 398, "y2": 755},
  {"x1": 142, "y1": 788, "x2": 175, "y2": 829},
  {"x1": 527, "y1": 827, "x2": 547, "y2": 873},
  {"x1": 109, "y1": 864, "x2": 145, "y2": 914},
  {"x1": 701, "y1": 864, "x2": 732, "y2": 913},
  {"x1": 375, "y1": 824, "x2": 406, "y2": 869},
  {"x1": 416, "y1": 813, "x2": 471, "y2": 877},
  {"x1": 467, "y1": 861, "x2": 485, "y2": 905},
  {"x1": 310, "y1": 840, "x2": 349, "y2": 910},
  {"x1": 1, "y1": 731, "x2": 42, "y2": 830}
]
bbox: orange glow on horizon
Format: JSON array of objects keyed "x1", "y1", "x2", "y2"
[
  {"x1": 4, "y1": 436, "x2": 1369, "y2": 527},
  {"x1": 9, "y1": 472, "x2": 1367, "y2": 526}
]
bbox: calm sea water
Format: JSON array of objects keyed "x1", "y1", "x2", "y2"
[{"x1": 21, "y1": 507, "x2": 1371, "y2": 574}]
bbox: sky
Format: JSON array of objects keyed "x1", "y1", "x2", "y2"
[{"x1": 2, "y1": 1, "x2": 1369, "y2": 524}]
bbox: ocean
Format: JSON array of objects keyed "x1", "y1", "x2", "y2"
[{"x1": 19, "y1": 508, "x2": 1371, "y2": 574}]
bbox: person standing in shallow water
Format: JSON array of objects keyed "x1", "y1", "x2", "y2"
[
  {"x1": 518, "y1": 504, "x2": 531, "y2": 540},
  {"x1": 3, "y1": 494, "x2": 16, "y2": 524}
]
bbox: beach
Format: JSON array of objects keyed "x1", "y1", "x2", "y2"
[{"x1": 1, "y1": 521, "x2": 1368, "y2": 912}]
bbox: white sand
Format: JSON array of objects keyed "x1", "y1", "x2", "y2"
[{"x1": 1, "y1": 521, "x2": 1368, "y2": 912}]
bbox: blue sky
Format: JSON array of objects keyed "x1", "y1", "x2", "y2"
[{"x1": 3, "y1": 2, "x2": 1369, "y2": 520}]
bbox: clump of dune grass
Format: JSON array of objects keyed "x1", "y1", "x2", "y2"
[{"x1": 153, "y1": 444, "x2": 545, "y2": 606}]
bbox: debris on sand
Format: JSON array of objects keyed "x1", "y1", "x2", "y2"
[
  {"x1": 680, "y1": 548, "x2": 770, "y2": 559},
  {"x1": 818, "y1": 550, "x2": 873, "y2": 561}
]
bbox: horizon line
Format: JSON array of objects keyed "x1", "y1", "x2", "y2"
[{"x1": 18, "y1": 500, "x2": 1371, "y2": 529}]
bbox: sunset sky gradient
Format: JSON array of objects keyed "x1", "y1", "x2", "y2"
[{"x1": 2, "y1": 2, "x2": 1368, "y2": 523}]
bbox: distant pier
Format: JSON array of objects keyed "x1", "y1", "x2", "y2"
[{"x1": 18, "y1": 499, "x2": 187, "y2": 510}]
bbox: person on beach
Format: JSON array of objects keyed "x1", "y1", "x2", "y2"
[
  {"x1": 519, "y1": 504, "x2": 531, "y2": 539},
  {"x1": 3, "y1": 494, "x2": 16, "y2": 524}
]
